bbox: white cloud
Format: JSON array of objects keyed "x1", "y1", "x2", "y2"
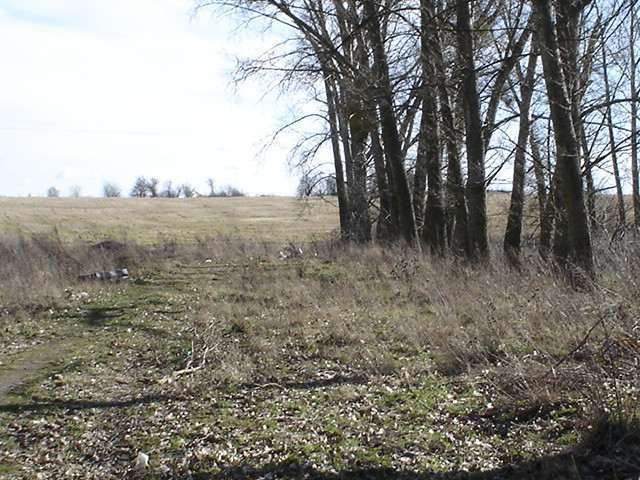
[{"x1": 0, "y1": 0, "x2": 300, "y2": 196}]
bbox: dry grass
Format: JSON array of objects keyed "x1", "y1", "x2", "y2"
[
  {"x1": 0, "y1": 196, "x2": 340, "y2": 244},
  {"x1": 184, "y1": 238, "x2": 640, "y2": 408},
  {"x1": 0, "y1": 233, "x2": 150, "y2": 310}
]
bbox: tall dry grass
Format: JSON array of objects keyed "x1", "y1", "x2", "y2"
[
  {"x1": 0, "y1": 232, "x2": 284, "y2": 310},
  {"x1": 0, "y1": 232, "x2": 144, "y2": 310},
  {"x1": 171, "y1": 235, "x2": 640, "y2": 430},
  {"x1": 2, "y1": 229, "x2": 638, "y2": 426}
]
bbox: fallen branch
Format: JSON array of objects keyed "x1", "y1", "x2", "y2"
[{"x1": 159, "y1": 343, "x2": 210, "y2": 384}]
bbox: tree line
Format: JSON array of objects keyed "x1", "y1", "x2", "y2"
[
  {"x1": 201, "y1": 0, "x2": 640, "y2": 278},
  {"x1": 45, "y1": 177, "x2": 245, "y2": 198}
]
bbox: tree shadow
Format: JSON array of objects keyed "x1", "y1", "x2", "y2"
[
  {"x1": 239, "y1": 374, "x2": 368, "y2": 392},
  {"x1": 185, "y1": 419, "x2": 640, "y2": 479},
  {"x1": 1, "y1": 383, "x2": 638, "y2": 479},
  {"x1": 460, "y1": 400, "x2": 572, "y2": 439},
  {"x1": 0, "y1": 375, "x2": 365, "y2": 415},
  {"x1": 180, "y1": 415, "x2": 640, "y2": 480},
  {"x1": 82, "y1": 306, "x2": 126, "y2": 327},
  {"x1": 74, "y1": 305, "x2": 173, "y2": 337},
  {"x1": 183, "y1": 452, "x2": 639, "y2": 480},
  {"x1": 0, "y1": 393, "x2": 186, "y2": 414}
]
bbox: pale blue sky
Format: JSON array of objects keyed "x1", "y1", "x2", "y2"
[{"x1": 0, "y1": 0, "x2": 301, "y2": 197}]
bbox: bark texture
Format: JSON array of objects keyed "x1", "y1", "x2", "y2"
[
  {"x1": 457, "y1": 0, "x2": 489, "y2": 259},
  {"x1": 363, "y1": 0, "x2": 418, "y2": 244},
  {"x1": 533, "y1": 0, "x2": 594, "y2": 275}
]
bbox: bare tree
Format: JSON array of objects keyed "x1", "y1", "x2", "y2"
[
  {"x1": 182, "y1": 184, "x2": 197, "y2": 198},
  {"x1": 456, "y1": 0, "x2": 489, "y2": 259},
  {"x1": 504, "y1": 36, "x2": 539, "y2": 263},
  {"x1": 362, "y1": 0, "x2": 416, "y2": 244},
  {"x1": 161, "y1": 181, "x2": 182, "y2": 198},
  {"x1": 103, "y1": 182, "x2": 122, "y2": 198},
  {"x1": 195, "y1": 0, "x2": 640, "y2": 278},
  {"x1": 130, "y1": 176, "x2": 150, "y2": 197},
  {"x1": 69, "y1": 185, "x2": 82, "y2": 198},
  {"x1": 533, "y1": 0, "x2": 593, "y2": 275},
  {"x1": 148, "y1": 177, "x2": 160, "y2": 198},
  {"x1": 206, "y1": 178, "x2": 216, "y2": 197},
  {"x1": 417, "y1": 0, "x2": 445, "y2": 253}
]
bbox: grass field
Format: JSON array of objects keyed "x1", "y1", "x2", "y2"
[
  {"x1": 0, "y1": 196, "x2": 639, "y2": 479},
  {"x1": 0, "y1": 197, "x2": 340, "y2": 243},
  {"x1": 0, "y1": 194, "x2": 521, "y2": 244}
]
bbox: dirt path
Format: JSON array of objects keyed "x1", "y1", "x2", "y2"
[
  {"x1": 0, "y1": 267, "x2": 194, "y2": 405},
  {"x1": 0, "y1": 338, "x2": 80, "y2": 402}
]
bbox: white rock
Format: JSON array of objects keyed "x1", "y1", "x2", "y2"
[{"x1": 134, "y1": 452, "x2": 149, "y2": 470}]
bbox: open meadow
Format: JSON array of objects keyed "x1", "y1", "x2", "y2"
[
  {"x1": 0, "y1": 197, "x2": 342, "y2": 244},
  {"x1": 0, "y1": 196, "x2": 639, "y2": 479}
]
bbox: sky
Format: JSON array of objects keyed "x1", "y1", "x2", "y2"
[{"x1": 0, "y1": 0, "x2": 302, "y2": 197}]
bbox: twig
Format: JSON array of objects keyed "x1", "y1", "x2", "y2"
[
  {"x1": 552, "y1": 315, "x2": 606, "y2": 372},
  {"x1": 159, "y1": 344, "x2": 211, "y2": 383},
  {"x1": 250, "y1": 382, "x2": 286, "y2": 390}
]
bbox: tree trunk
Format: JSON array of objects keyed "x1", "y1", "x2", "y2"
[
  {"x1": 529, "y1": 126, "x2": 548, "y2": 235},
  {"x1": 336, "y1": 87, "x2": 355, "y2": 188},
  {"x1": 419, "y1": 0, "x2": 445, "y2": 253},
  {"x1": 538, "y1": 119, "x2": 555, "y2": 259},
  {"x1": 456, "y1": 0, "x2": 489, "y2": 259},
  {"x1": 362, "y1": 0, "x2": 418, "y2": 244},
  {"x1": 504, "y1": 44, "x2": 538, "y2": 263},
  {"x1": 323, "y1": 74, "x2": 351, "y2": 238},
  {"x1": 371, "y1": 124, "x2": 395, "y2": 240},
  {"x1": 539, "y1": 170, "x2": 556, "y2": 259},
  {"x1": 384, "y1": 142, "x2": 401, "y2": 236},
  {"x1": 552, "y1": 1, "x2": 582, "y2": 260},
  {"x1": 347, "y1": 99, "x2": 372, "y2": 242},
  {"x1": 533, "y1": 0, "x2": 594, "y2": 275},
  {"x1": 435, "y1": 31, "x2": 469, "y2": 255},
  {"x1": 579, "y1": 126, "x2": 598, "y2": 230},
  {"x1": 414, "y1": 112, "x2": 428, "y2": 232}
]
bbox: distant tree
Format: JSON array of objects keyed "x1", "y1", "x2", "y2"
[
  {"x1": 161, "y1": 181, "x2": 182, "y2": 198},
  {"x1": 322, "y1": 176, "x2": 337, "y2": 196},
  {"x1": 204, "y1": 180, "x2": 244, "y2": 197},
  {"x1": 130, "y1": 176, "x2": 150, "y2": 197},
  {"x1": 206, "y1": 178, "x2": 215, "y2": 197},
  {"x1": 46, "y1": 186, "x2": 60, "y2": 198},
  {"x1": 148, "y1": 178, "x2": 160, "y2": 197},
  {"x1": 219, "y1": 185, "x2": 244, "y2": 197},
  {"x1": 182, "y1": 183, "x2": 197, "y2": 198},
  {"x1": 297, "y1": 172, "x2": 338, "y2": 197},
  {"x1": 296, "y1": 171, "x2": 322, "y2": 198},
  {"x1": 69, "y1": 185, "x2": 82, "y2": 198},
  {"x1": 103, "y1": 182, "x2": 122, "y2": 198}
]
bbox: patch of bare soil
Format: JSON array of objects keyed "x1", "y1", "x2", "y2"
[{"x1": 0, "y1": 339, "x2": 78, "y2": 401}]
